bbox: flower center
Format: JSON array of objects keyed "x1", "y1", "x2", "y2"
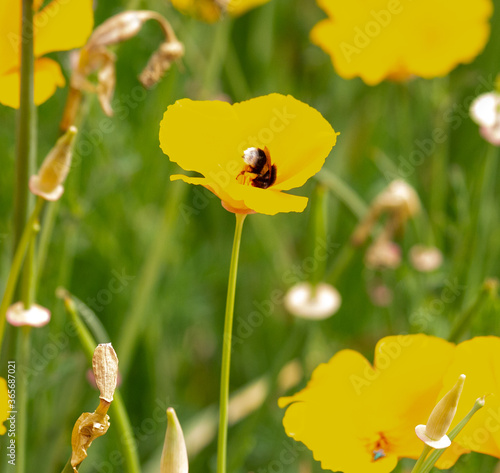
[
  {"x1": 371, "y1": 433, "x2": 389, "y2": 462},
  {"x1": 236, "y1": 147, "x2": 277, "y2": 189}
]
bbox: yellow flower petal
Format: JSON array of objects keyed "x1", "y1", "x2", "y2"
[
  {"x1": 311, "y1": 0, "x2": 493, "y2": 84},
  {"x1": 440, "y1": 337, "x2": 500, "y2": 458},
  {"x1": 0, "y1": 58, "x2": 65, "y2": 109},
  {"x1": 0, "y1": 377, "x2": 8, "y2": 435},
  {"x1": 280, "y1": 334, "x2": 460, "y2": 473},
  {"x1": 0, "y1": 2, "x2": 21, "y2": 76},
  {"x1": 170, "y1": 0, "x2": 271, "y2": 22},
  {"x1": 160, "y1": 94, "x2": 337, "y2": 215},
  {"x1": 34, "y1": 0, "x2": 94, "y2": 59},
  {"x1": 227, "y1": 0, "x2": 271, "y2": 17}
]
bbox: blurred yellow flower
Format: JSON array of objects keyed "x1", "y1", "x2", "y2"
[
  {"x1": 279, "y1": 334, "x2": 467, "y2": 473},
  {"x1": 0, "y1": 0, "x2": 94, "y2": 108},
  {"x1": 159, "y1": 94, "x2": 338, "y2": 215},
  {"x1": 311, "y1": 0, "x2": 493, "y2": 85},
  {"x1": 170, "y1": 0, "x2": 271, "y2": 22},
  {"x1": 439, "y1": 337, "x2": 500, "y2": 459},
  {"x1": 0, "y1": 377, "x2": 8, "y2": 435}
]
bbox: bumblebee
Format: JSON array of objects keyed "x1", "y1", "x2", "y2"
[{"x1": 238, "y1": 147, "x2": 277, "y2": 189}]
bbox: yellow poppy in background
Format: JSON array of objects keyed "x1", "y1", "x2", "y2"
[
  {"x1": 0, "y1": 0, "x2": 94, "y2": 108},
  {"x1": 0, "y1": 377, "x2": 8, "y2": 435},
  {"x1": 170, "y1": 0, "x2": 271, "y2": 23},
  {"x1": 159, "y1": 94, "x2": 337, "y2": 215},
  {"x1": 439, "y1": 337, "x2": 500, "y2": 458},
  {"x1": 279, "y1": 334, "x2": 468, "y2": 473},
  {"x1": 311, "y1": 0, "x2": 493, "y2": 85}
]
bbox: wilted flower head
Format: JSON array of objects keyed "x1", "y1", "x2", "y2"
[
  {"x1": 29, "y1": 126, "x2": 77, "y2": 201},
  {"x1": 6, "y1": 302, "x2": 50, "y2": 327},
  {"x1": 61, "y1": 11, "x2": 183, "y2": 129},
  {"x1": 159, "y1": 94, "x2": 338, "y2": 215},
  {"x1": 409, "y1": 245, "x2": 443, "y2": 272},
  {"x1": 470, "y1": 92, "x2": 500, "y2": 145},
  {"x1": 353, "y1": 180, "x2": 420, "y2": 246},
  {"x1": 71, "y1": 344, "x2": 118, "y2": 471},
  {"x1": 0, "y1": 0, "x2": 94, "y2": 108},
  {"x1": 310, "y1": 0, "x2": 493, "y2": 85},
  {"x1": 284, "y1": 282, "x2": 341, "y2": 320},
  {"x1": 170, "y1": 0, "x2": 271, "y2": 22}
]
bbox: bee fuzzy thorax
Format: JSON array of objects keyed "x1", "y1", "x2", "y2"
[
  {"x1": 239, "y1": 146, "x2": 277, "y2": 189},
  {"x1": 243, "y1": 147, "x2": 266, "y2": 168}
]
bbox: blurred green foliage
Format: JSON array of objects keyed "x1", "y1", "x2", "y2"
[{"x1": 1, "y1": 0, "x2": 500, "y2": 472}]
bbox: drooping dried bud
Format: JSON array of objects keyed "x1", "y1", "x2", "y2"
[
  {"x1": 415, "y1": 374, "x2": 466, "y2": 449},
  {"x1": 140, "y1": 40, "x2": 185, "y2": 88},
  {"x1": 6, "y1": 302, "x2": 51, "y2": 328},
  {"x1": 284, "y1": 282, "x2": 341, "y2": 320},
  {"x1": 71, "y1": 410, "x2": 110, "y2": 471},
  {"x1": 161, "y1": 408, "x2": 189, "y2": 473},
  {"x1": 29, "y1": 127, "x2": 77, "y2": 201},
  {"x1": 92, "y1": 343, "x2": 119, "y2": 403}
]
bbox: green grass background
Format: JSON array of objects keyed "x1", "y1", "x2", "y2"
[{"x1": 1, "y1": 0, "x2": 500, "y2": 471}]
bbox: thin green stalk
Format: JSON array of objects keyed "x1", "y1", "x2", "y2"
[
  {"x1": 16, "y1": 327, "x2": 31, "y2": 473},
  {"x1": 419, "y1": 398, "x2": 485, "y2": 473},
  {"x1": 0, "y1": 198, "x2": 44, "y2": 348},
  {"x1": 61, "y1": 459, "x2": 76, "y2": 473},
  {"x1": 410, "y1": 444, "x2": 431, "y2": 473},
  {"x1": 63, "y1": 297, "x2": 141, "y2": 473},
  {"x1": 448, "y1": 279, "x2": 498, "y2": 343},
  {"x1": 310, "y1": 184, "x2": 328, "y2": 286},
  {"x1": 14, "y1": 0, "x2": 37, "y2": 249},
  {"x1": 316, "y1": 169, "x2": 368, "y2": 219},
  {"x1": 217, "y1": 213, "x2": 246, "y2": 473},
  {"x1": 36, "y1": 199, "x2": 59, "y2": 288},
  {"x1": 117, "y1": 183, "x2": 187, "y2": 375}
]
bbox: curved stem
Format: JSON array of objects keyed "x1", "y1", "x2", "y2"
[
  {"x1": 0, "y1": 198, "x2": 44, "y2": 349},
  {"x1": 217, "y1": 213, "x2": 246, "y2": 473},
  {"x1": 410, "y1": 445, "x2": 432, "y2": 473}
]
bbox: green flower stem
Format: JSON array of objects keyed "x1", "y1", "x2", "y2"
[
  {"x1": 0, "y1": 197, "x2": 44, "y2": 348},
  {"x1": 448, "y1": 279, "x2": 498, "y2": 343},
  {"x1": 410, "y1": 444, "x2": 432, "y2": 473},
  {"x1": 16, "y1": 327, "x2": 31, "y2": 473},
  {"x1": 14, "y1": 0, "x2": 37, "y2": 249},
  {"x1": 117, "y1": 183, "x2": 187, "y2": 376},
  {"x1": 63, "y1": 297, "x2": 141, "y2": 473},
  {"x1": 316, "y1": 169, "x2": 368, "y2": 220},
  {"x1": 310, "y1": 184, "x2": 328, "y2": 287},
  {"x1": 61, "y1": 459, "x2": 76, "y2": 473},
  {"x1": 217, "y1": 213, "x2": 246, "y2": 473},
  {"x1": 419, "y1": 398, "x2": 485, "y2": 473}
]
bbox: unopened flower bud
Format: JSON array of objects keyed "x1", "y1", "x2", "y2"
[
  {"x1": 161, "y1": 407, "x2": 189, "y2": 473},
  {"x1": 92, "y1": 343, "x2": 119, "y2": 403},
  {"x1": 29, "y1": 126, "x2": 77, "y2": 201},
  {"x1": 415, "y1": 374, "x2": 466, "y2": 449},
  {"x1": 409, "y1": 245, "x2": 443, "y2": 272},
  {"x1": 6, "y1": 302, "x2": 50, "y2": 327},
  {"x1": 375, "y1": 180, "x2": 420, "y2": 219},
  {"x1": 284, "y1": 282, "x2": 341, "y2": 320}
]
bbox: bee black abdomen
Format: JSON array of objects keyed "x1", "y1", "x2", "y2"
[{"x1": 251, "y1": 164, "x2": 277, "y2": 189}]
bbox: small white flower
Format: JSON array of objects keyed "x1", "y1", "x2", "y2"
[
  {"x1": 409, "y1": 245, "x2": 443, "y2": 272},
  {"x1": 284, "y1": 282, "x2": 341, "y2": 320},
  {"x1": 470, "y1": 92, "x2": 500, "y2": 146},
  {"x1": 6, "y1": 302, "x2": 51, "y2": 327}
]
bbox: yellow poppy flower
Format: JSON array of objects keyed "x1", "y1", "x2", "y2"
[
  {"x1": 279, "y1": 334, "x2": 467, "y2": 473},
  {"x1": 0, "y1": 0, "x2": 94, "y2": 108},
  {"x1": 0, "y1": 376, "x2": 8, "y2": 435},
  {"x1": 159, "y1": 94, "x2": 338, "y2": 215},
  {"x1": 170, "y1": 0, "x2": 271, "y2": 22},
  {"x1": 311, "y1": 0, "x2": 493, "y2": 85},
  {"x1": 439, "y1": 337, "x2": 500, "y2": 459}
]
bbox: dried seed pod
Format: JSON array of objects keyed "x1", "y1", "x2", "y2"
[
  {"x1": 71, "y1": 411, "x2": 110, "y2": 470},
  {"x1": 92, "y1": 343, "x2": 119, "y2": 403},
  {"x1": 140, "y1": 40, "x2": 184, "y2": 88}
]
